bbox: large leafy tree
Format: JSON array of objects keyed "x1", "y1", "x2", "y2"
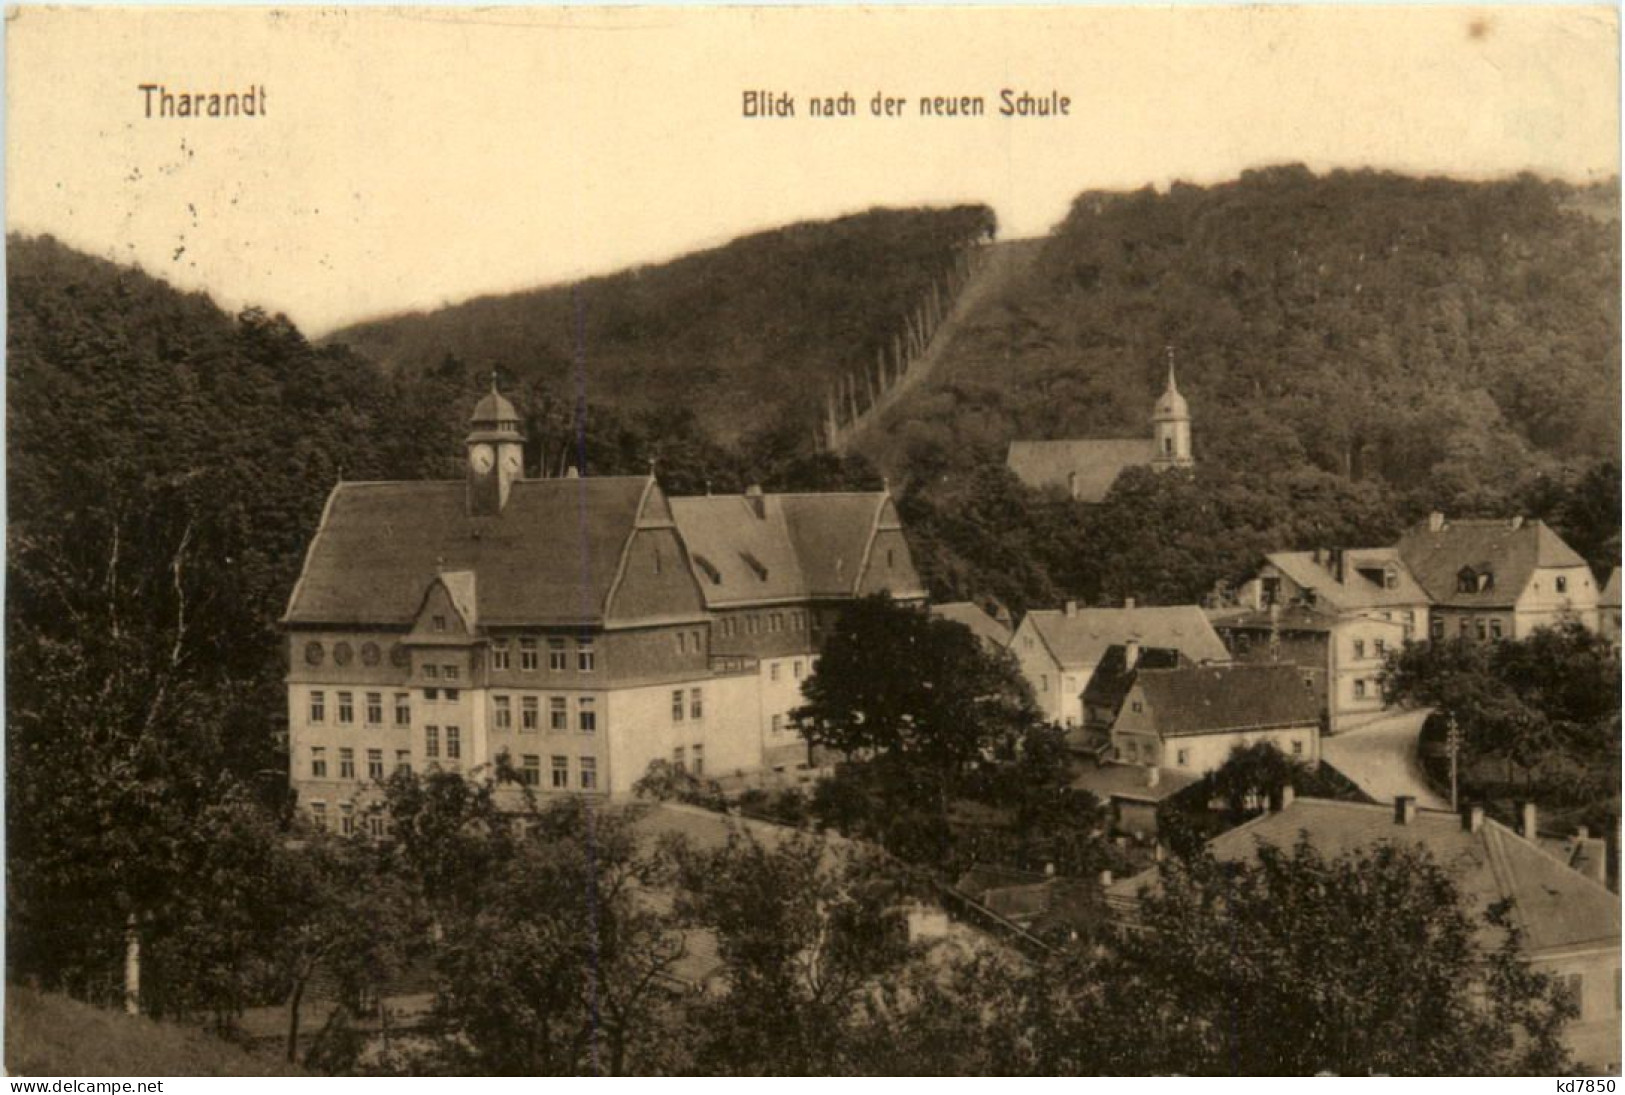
[
  {"x1": 672, "y1": 827, "x2": 916, "y2": 1075},
  {"x1": 1083, "y1": 838, "x2": 1575, "y2": 1075},
  {"x1": 794, "y1": 595, "x2": 1039, "y2": 786}
]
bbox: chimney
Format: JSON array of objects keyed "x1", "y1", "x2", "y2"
[
  {"x1": 1510, "y1": 515, "x2": 1524, "y2": 530},
  {"x1": 1428, "y1": 511, "x2": 1445, "y2": 533},
  {"x1": 1463, "y1": 805, "x2": 1485, "y2": 833},
  {"x1": 1044, "y1": 862, "x2": 1056, "y2": 878},
  {"x1": 1394, "y1": 795, "x2": 1417, "y2": 826},
  {"x1": 1575, "y1": 825, "x2": 1590, "y2": 842},
  {"x1": 1146, "y1": 764, "x2": 1160, "y2": 789},
  {"x1": 744, "y1": 484, "x2": 765, "y2": 519},
  {"x1": 1125, "y1": 639, "x2": 1141, "y2": 669},
  {"x1": 564, "y1": 464, "x2": 580, "y2": 479},
  {"x1": 1098, "y1": 869, "x2": 1114, "y2": 888},
  {"x1": 1153, "y1": 843, "x2": 1167, "y2": 863},
  {"x1": 1067, "y1": 470, "x2": 1079, "y2": 500},
  {"x1": 1064, "y1": 599, "x2": 1078, "y2": 618},
  {"x1": 1332, "y1": 548, "x2": 1347, "y2": 584},
  {"x1": 1124, "y1": 597, "x2": 1136, "y2": 611},
  {"x1": 1519, "y1": 801, "x2": 1537, "y2": 840},
  {"x1": 1274, "y1": 785, "x2": 1296, "y2": 812}
]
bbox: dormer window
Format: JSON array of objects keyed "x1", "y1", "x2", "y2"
[
  {"x1": 1384, "y1": 567, "x2": 1398, "y2": 591},
  {"x1": 1456, "y1": 567, "x2": 1493, "y2": 594},
  {"x1": 692, "y1": 554, "x2": 722, "y2": 585},
  {"x1": 739, "y1": 551, "x2": 768, "y2": 581},
  {"x1": 433, "y1": 614, "x2": 447, "y2": 632}
]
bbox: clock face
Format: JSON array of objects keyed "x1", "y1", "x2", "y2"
[
  {"x1": 469, "y1": 444, "x2": 494, "y2": 473},
  {"x1": 502, "y1": 447, "x2": 522, "y2": 475}
]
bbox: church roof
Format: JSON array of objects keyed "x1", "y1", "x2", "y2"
[
  {"x1": 1006, "y1": 438, "x2": 1157, "y2": 503},
  {"x1": 1397, "y1": 517, "x2": 1590, "y2": 608},
  {"x1": 1109, "y1": 798, "x2": 1621, "y2": 956},
  {"x1": 283, "y1": 477, "x2": 653, "y2": 628},
  {"x1": 1023, "y1": 604, "x2": 1229, "y2": 669}
]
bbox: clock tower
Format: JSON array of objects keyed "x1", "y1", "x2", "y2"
[{"x1": 466, "y1": 376, "x2": 526, "y2": 516}]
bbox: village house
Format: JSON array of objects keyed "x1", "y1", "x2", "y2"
[
  {"x1": 1106, "y1": 795, "x2": 1623, "y2": 1073},
  {"x1": 1397, "y1": 513, "x2": 1600, "y2": 642},
  {"x1": 280, "y1": 384, "x2": 926, "y2": 826},
  {"x1": 1100, "y1": 661, "x2": 1323, "y2": 774},
  {"x1": 1008, "y1": 601, "x2": 1229, "y2": 728},
  {"x1": 1208, "y1": 602, "x2": 1409, "y2": 733},
  {"x1": 1006, "y1": 362, "x2": 1193, "y2": 503},
  {"x1": 930, "y1": 601, "x2": 1014, "y2": 654}
]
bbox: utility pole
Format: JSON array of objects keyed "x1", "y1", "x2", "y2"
[{"x1": 1446, "y1": 712, "x2": 1461, "y2": 812}]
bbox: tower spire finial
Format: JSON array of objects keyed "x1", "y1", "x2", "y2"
[
  {"x1": 489, "y1": 367, "x2": 500, "y2": 394},
  {"x1": 1164, "y1": 344, "x2": 1178, "y2": 392}
]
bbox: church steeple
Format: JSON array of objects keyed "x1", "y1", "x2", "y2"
[
  {"x1": 466, "y1": 373, "x2": 526, "y2": 515},
  {"x1": 1151, "y1": 348, "x2": 1193, "y2": 469}
]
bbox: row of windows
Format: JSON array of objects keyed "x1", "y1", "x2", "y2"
[
  {"x1": 310, "y1": 691, "x2": 413, "y2": 727},
  {"x1": 490, "y1": 637, "x2": 597, "y2": 673},
  {"x1": 1349, "y1": 638, "x2": 1388, "y2": 660},
  {"x1": 420, "y1": 663, "x2": 461, "y2": 681},
  {"x1": 311, "y1": 746, "x2": 412, "y2": 781},
  {"x1": 671, "y1": 745, "x2": 705, "y2": 776},
  {"x1": 506, "y1": 753, "x2": 598, "y2": 791},
  {"x1": 1429, "y1": 616, "x2": 1506, "y2": 641},
  {"x1": 717, "y1": 611, "x2": 806, "y2": 638},
  {"x1": 670, "y1": 689, "x2": 704, "y2": 722},
  {"x1": 768, "y1": 660, "x2": 806, "y2": 683},
  {"x1": 423, "y1": 725, "x2": 463, "y2": 760},
  {"x1": 493, "y1": 694, "x2": 597, "y2": 733},
  {"x1": 308, "y1": 801, "x2": 387, "y2": 837},
  {"x1": 1119, "y1": 738, "x2": 1306, "y2": 767}
]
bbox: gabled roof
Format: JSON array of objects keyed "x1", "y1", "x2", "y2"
[
  {"x1": 1081, "y1": 644, "x2": 1190, "y2": 717},
  {"x1": 1263, "y1": 548, "x2": 1428, "y2": 612},
  {"x1": 1108, "y1": 798, "x2": 1621, "y2": 956},
  {"x1": 1007, "y1": 439, "x2": 1156, "y2": 504},
  {"x1": 932, "y1": 602, "x2": 1014, "y2": 649},
  {"x1": 1023, "y1": 605, "x2": 1229, "y2": 669},
  {"x1": 669, "y1": 491, "x2": 923, "y2": 607},
  {"x1": 668, "y1": 495, "x2": 807, "y2": 606},
  {"x1": 1132, "y1": 663, "x2": 1320, "y2": 737},
  {"x1": 283, "y1": 477, "x2": 654, "y2": 628},
  {"x1": 1397, "y1": 517, "x2": 1590, "y2": 608}
]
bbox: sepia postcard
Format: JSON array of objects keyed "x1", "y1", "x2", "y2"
[{"x1": 4, "y1": 4, "x2": 1621, "y2": 1081}]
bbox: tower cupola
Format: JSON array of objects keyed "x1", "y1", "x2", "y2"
[
  {"x1": 1151, "y1": 350, "x2": 1194, "y2": 469},
  {"x1": 466, "y1": 373, "x2": 526, "y2": 515}
]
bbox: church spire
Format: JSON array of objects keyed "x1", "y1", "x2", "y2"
[{"x1": 1151, "y1": 346, "x2": 1193, "y2": 469}]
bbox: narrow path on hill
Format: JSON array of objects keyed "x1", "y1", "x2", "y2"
[
  {"x1": 841, "y1": 236, "x2": 1044, "y2": 461},
  {"x1": 1321, "y1": 707, "x2": 1449, "y2": 809}
]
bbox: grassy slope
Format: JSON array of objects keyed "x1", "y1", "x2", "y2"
[{"x1": 5, "y1": 986, "x2": 299, "y2": 1077}]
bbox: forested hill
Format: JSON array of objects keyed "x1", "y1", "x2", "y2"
[
  {"x1": 324, "y1": 206, "x2": 996, "y2": 446},
  {"x1": 865, "y1": 166, "x2": 1621, "y2": 504}
]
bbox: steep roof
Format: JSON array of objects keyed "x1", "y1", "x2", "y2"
[
  {"x1": 1133, "y1": 663, "x2": 1320, "y2": 737},
  {"x1": 669, "y1": 491, "x2": 923, "y2": 606},
  {"x1": 1108, "y1": 798, "x2": 1622, "y2": 956},
  {"x1": 669, "y1": 495, "x2": 807, "y2": 606},
  {"x1": 283, "y1": 477, "x2": 653, "y2": 628},
  {"x1": 932, "y1": 602, "x2": 1014, "y2": 649},
  {"x1": 1397, "y1": 517, "x2": 1590, "y2": 608},
  {"x1": 1264, "y1": 548, "x2": 1429, "y2": 612},
  {"x1": 1024, "y1": 605, "x2": 1229, "y2": 669},
  {"x1": 1006, "y1": 439, "x2": 1156, "y2": 504}
]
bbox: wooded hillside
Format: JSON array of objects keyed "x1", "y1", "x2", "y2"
[{"x1": 325, "y1": 206, "x2": 995, "y2": 446}]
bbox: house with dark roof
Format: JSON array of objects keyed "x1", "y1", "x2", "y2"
[
  {"x1": 1009, "y1": 600, "x2": 1229, "y2": 728},
  {"x1": 1105, "y1": 662, "x2": 1322, "y2": 776},
  {"x1": 1397, "y1": 513, "x2": 1600, "y2": 642},
  {"x1": 1107, "y1": 796, "x2": 1623, "y2": 1072},
  {"x1": 1006, "y1": 362, "x2": 1193, "y2": 503},
  {"x1": 282, "y1": 384, "x2": 926, "y2": 817}
]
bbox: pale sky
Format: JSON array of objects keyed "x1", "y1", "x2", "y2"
[{"x1": 7, "y1": 6, "x2": 1619, "y2": 335}]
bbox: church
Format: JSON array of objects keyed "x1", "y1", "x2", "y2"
[
  {"x1": 281, "y1": 383, "x2": 926, "y2": 830},
  {"x1": 1005, "y1": 362, "x2": 1194, "y2": 503}
]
